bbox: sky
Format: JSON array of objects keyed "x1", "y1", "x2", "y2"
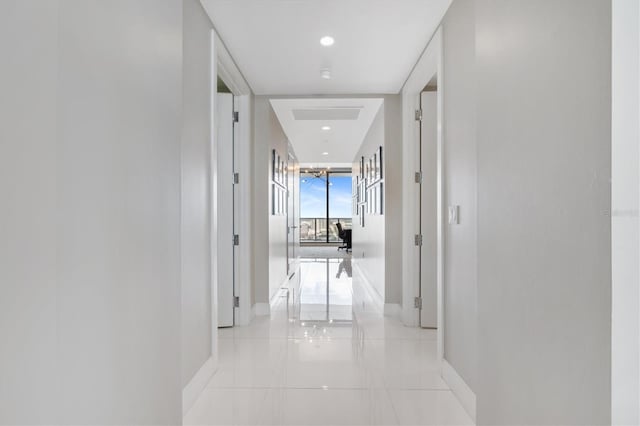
[{"x1": 300, "y1": 175, "x2": 352, "y2": 218}]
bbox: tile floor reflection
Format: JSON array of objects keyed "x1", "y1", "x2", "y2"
[{"x1": 184, "y1": 256, "x2": 473, "y2": 425}]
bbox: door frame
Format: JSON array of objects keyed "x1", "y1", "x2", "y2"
[
  {"x1": 419, "y1": 91, "x2": 438, "y2": 329},
  {"x1": 211, "y1": 31, "x2": 253, "y2": 334},
  {"x1": 286, "y1": 143, "x2": 300, "y2": 276},
  {"x1": 401, "y1": 27, "x2": 444, "y2": 362},
  {"x1": 215, "y1": 92, "x2": 235, "y2": 327}
]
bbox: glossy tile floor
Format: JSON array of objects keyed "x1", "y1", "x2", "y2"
[{"x1": 184, "y1": 255, "x2": 473, "y2": 425}]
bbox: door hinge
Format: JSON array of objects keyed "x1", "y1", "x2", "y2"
[
  {"x1": 233, "y1": 172, "x2": 239, "y2": 184},
  {"x1": 233, "y1": 234, "x2": 239, "y2": 246},
  {"x1": 414, "y1": 171, "x2": 422, "y2": 184},
  {"x1": 414, "y1": 296, "x2": 423, "y2": 309},
  {"x1": 415, "y1": 109, "x2": 422, "y2": 121},
  {"x1": 414, "y1": 234, "x2": 423, "y2": 246},
  {"x1": 234, "y1": 296, "x2": 240, "y2": 308},
  {"x1": 233, "y1": 111, "x2": 239, "y2": 122}
]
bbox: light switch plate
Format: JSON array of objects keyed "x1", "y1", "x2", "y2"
[{"x1": 448, "y1": 205, "x2": 459, "y2": 225}]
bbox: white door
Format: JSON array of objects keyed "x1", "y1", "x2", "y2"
[
  {"x1": 420, "y1": 91, "x2": 438, "y2": 328},
  {"x1": 217, "y1": 93, "x2": 234, "y2": 327},
  {"x1": 232, "y1": 97, "x2": 240, "y2": 322},
  {"x1": 287, "y1": 146, "x2": 299, "y2": 276}
]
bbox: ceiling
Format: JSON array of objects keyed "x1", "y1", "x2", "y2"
[
  {"x1": 270, "y1": 98, "x2": 383, "y2": 164},
  {"x1": 200, "y1": 0, "x2": 452, "y2": 95}
]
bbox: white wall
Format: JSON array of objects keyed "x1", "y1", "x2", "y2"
[
  {"x1": 253, "y1": 97, "x2": 270, "y2": 304},
  {"x1": 0, "y1": 2, "x2": 59, "y2": 422},
  {"x1": 353, "y1": 106, "x2": 386, "y2": 301},
  {"x1": 440, "y1": 0, "x2": 477, "y2": 392},
  {"x1": 383, "y1": 95, "x2": 404, "y2": 305},
  {"x1": 476, "y1": 0, "x2": 611, "y2": 424},
  {"x1": 254, "y1": 97, "x2": 290, "y2": 303},
  {"x1": 612, "y1": 0, "x2": 640, "y2": 423},
  {"x1": 182, "y1": 0, "x2": 214, "y2": 388},
  {"x1": 0, "y1": 1, "x2": 183, "y2": 423}
]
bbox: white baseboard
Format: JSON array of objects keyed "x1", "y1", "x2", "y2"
[
  {"x1": 182, "y1": 356, "x2": 216, "y2": 416},
  {"x1": 253, "y1": 302, "x2": 270, "y2": 316},
  {"x1": 384, "y1": 303, "x2": 402, "y2": 319},
  {"x1": 442, "y1": 359, "x2": 476, "y2": 422}
]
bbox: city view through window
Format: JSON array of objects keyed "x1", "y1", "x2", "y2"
[{"x1": 300, "y1": 171, "x2": 352, "y2": 243}]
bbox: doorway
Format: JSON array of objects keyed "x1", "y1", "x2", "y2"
[
  {"x1": 286, "y1": 143, "x2": 300, "y2": 277},
  {"x1": 216, "y1": 76, "x2": 238, "y2": 328},
  {"x1": 419, "y1": 82, "x2": 438, "y2": 329},
  {"x1": 400, "y1": 28, "x2": 444, "y2": 361}
]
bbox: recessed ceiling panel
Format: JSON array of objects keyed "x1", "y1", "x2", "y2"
[
  {"x1": 271, "y1": 98, "x2": 383, "y2": 164},
  {"x1": 292, "y1": 108, "x2": 361, "y2": 121}
]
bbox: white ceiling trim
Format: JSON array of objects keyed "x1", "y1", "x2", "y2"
[{"x1": 213, "y1": 30, "x2": 252, "y2": 95}]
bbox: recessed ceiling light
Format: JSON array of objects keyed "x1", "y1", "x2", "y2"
[
  {"x1": 321, "y1": 126, "x2": 331, "y2": 131},
  {"x1": 322, "y1": 152, "x2": 329, "y2": 156},
  {"x1": 320, "y1": 68, "x2": 331, "y2": 80},
  {"x1": 320, "y1": 36, "x2": 334, "y2": 46}
]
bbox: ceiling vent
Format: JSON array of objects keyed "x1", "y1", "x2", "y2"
[{"x1": 292, "y1": 108, "x2": 362, "y2": 121}]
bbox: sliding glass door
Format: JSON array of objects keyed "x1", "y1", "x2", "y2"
[
  {"x1": 300, "y1": 170, "x2": 352, "y2": 244},
  {"x1": 328, "y1": 173, "x2": 352, "y2": 242}
]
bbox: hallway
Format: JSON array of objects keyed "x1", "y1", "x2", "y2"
[
  {"x1": 1, "y1": 1, "x2": 634, "y2": 424},
  {"x1": 184, "y1": 255, "x2": 473, "y2": 425}
]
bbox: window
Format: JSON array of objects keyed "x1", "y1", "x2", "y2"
[{"x1": 300, "y1": 170, "x2": 352, "y2": 243}]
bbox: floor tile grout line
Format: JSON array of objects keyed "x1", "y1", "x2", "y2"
[{"x1": 382, "y1": 382, "x2": 402, "y2": 424}]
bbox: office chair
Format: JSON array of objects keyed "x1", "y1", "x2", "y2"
[{"x1": 335, "y1": 222, "x2": 352, "y2": 253}]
